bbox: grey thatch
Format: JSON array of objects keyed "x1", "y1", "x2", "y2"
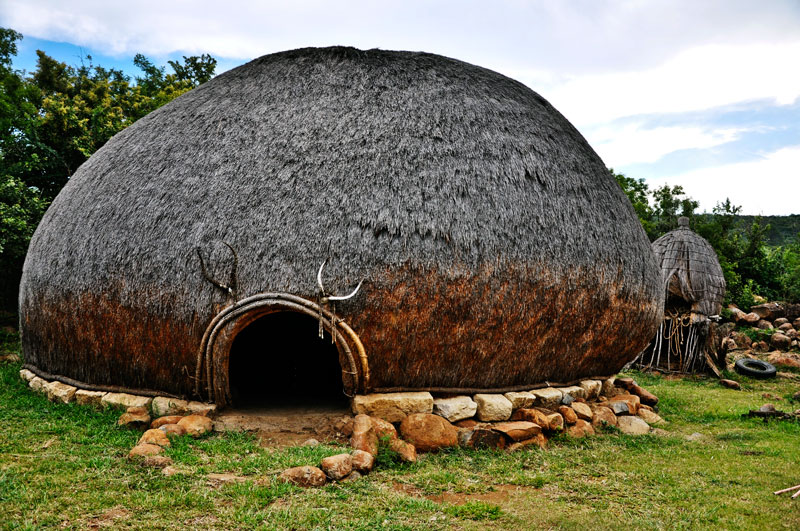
[
  {"x1": 20, "y1": 47, "x2": 664, "y2": 405},
  {"x1": 636, "y1": 217, "x2": 726, "y2": 373}
]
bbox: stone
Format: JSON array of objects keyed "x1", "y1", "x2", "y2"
[
  {"x1": 503, "y1": 391, "x2": 536, "y2": 410},
  {"x1": 370, "y1": 416, "x2": 398, "y2": 440},
  {"x1": 185, "y1": 401, "x2": 217, "y2": 417},
  {"x1": 352, "y1": 392, "x2": 433, "y2": 422},
  {"x1": 29, "y1": 376, "x2": 47, "y2": 393},
  {"x1": 320, "y1": 453, "x2": 353, "y2": 481},
  {"x1": 102, "y1": 393, "x2": 152, "y2": 411},
  {"x1": 771, "y1": 333, "x2": 791, "y2": 351},
  {"x1": 350, "y1": 450, "x2": 375, "y2": 474},
  {"x1": 759, "y1": 403, "x2": 776, "y2": 413},
  {"x1": 118, "y1": 408, "x2": 151, "y2": 430},
  {"x1": 579, "y1": 380, "x2": 602, "y2": 400},
  {"x1": 142, "y1": 455, "x2": 173, "y2": 468},
  {"x1": 457, "y1": 427, "x2": 475, "y2": 447},
  {"x1": 350, "y1": 414, "x2": 378, "y2": 456},
  {"x1": 139, "y1": 429, "x2": 171, "y2": 447},
  {"x1": 433, "y1": 396, "x2": 477, "y2": 422},
  {"x1": 151, "y1": 397, "x2": 189, "y2": 417},
  {"x1": 591, "y1": 405, "x2": 617, "y2": 428},
  {"x1": 731, "y1": 331, "x2": 752, "y2": 347},
  {"x1": 787, "y1": 329, "x2": 798, "y2": 340},
  {"x1": 617, "y1": 415, "x2": 651, "y2": 435},
  {"x1": 558, "y1": 405, "x2": 578, "y2": 424},
  {"x1": 600, "y1": 378, "x2": 617, "y2": 397},
  {"x1": 473, "y1": 394, "x2": 513, "y2": 421},
  {"x1": 753, "y1": 340, "x2": 769, "y2": 352},
  {"x1": 341, "y1": 471, "x2": 362, "y2": 482},
  {"x1": 767, "y1": 352, "x2": 800, "y2": 369},
  {"x1": 719, "y1": 379, "x2": 741, "y2": 390},
  {"x1": 159, "y1": 424, "x2": 187, "y2": 437},
  {"x1": 560, "y1": 393, "x2": 575, "y2": 406},
  {"x1": 388, "y1": 438, "x2": 417, "y2": 462},
  {"x1": 608, "y1": 394, "x2": 640, "y2": 415},
  {"x1": 757, "y1": 320, "x2": 774, "y2": 330},
  {"x1": 794, "y1": 317, "x2": 800, "y2": 329},
  {"x1": 0, "y1": 353, "x2": 20, "y2": 363},
  {"x1": 545, "y1": 413, "x2": 564, "y2": 432},
  {"x1": 751, "y1": 302, "x2": 784, "y2": 321},
  {"x1": 571, "y1": 402, "x2": 593, "y2": 421},
  {"x1": 177, "y1": 415, "x2": 213, "y2": 437},
  {"x1": 492, "y1": 421, "x2": 541, "y2": 441},
  {"x1": 19, "y1": 369, "x2": 35, "y2": 382},
  {"x1": 741, "y1": 312, "x2": 760, "y2": 324},
  {"x1": 45, "y1": 381, "x2": 77, "y2": 403},
  {"x1": 151, "y1": 415, "x2": 185, "y2": 429},
  {"x1": 609, "y1": 401, "x2": 630, "y2": 416},
  {"x1": 128, "y1": 443, "x2": 163, "y2": 458},
  {"x1": 302, "y1": 438, "x2": 319, "y2": 446},
  {"x1": 566, "y1": 419, "x2": 595, "y2": 438},
  {"x1": 510, "y1": 408, "x2": 549, "y2": 428},
  {"x1": 638, "y1": 409, "x2": 666, "y2": 425},
  {"x1": 468, "y1": 428, "x2": 506, "y2": 450},
  {"x1": 721, "y1": 338, "x2": 738, "y2": 351},
  {"x1": 532, "y1": 387, "x2": 563, "y2": 409},
  {"x1": 74, "y1": 390, "x2": 107, "y2": 407},
  {"x1": 560, "y1": 385, "x2": 586, "y2": 400},
  {"x1": 774, "y1": 318, "x2": 790, "y2": 326},
  {"x1": 279, "y1": 466, "x2": 327, "y2": 487},
  {"x1": 334, "y1": 416, "x2": 354, "y2": 436},
  {"x1": 454, "y1": 419, "x2": 479, "y2": 429},
  {"x1": 506, "y1": 433, "x2": 547, "y2": 451},
  {"x1": 399, "y1": 413, "x2": 458, "y2": 452}
]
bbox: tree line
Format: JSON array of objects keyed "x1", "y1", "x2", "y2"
[
  {"x1": 614, "y1": 172, "x2": 800, "y2": 308},
  {"x1": 1, "y1": 28, "x2": 797, "y2": 313}
]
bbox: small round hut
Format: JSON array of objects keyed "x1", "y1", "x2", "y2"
[
  {"x1": 20, "y1": 47, "x2": 663, "y2": 407},
  {"x1": 636, "y1": 217, "x2": 726, "y2": 373}
]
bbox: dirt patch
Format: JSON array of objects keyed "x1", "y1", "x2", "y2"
[
  {"x1": 392, "y1": 482, "x2": 534, "y2": 505},
  {"x1": 214, "y1": 406, "x2": 352, "y2": 447},
  {"x1": 86, "y1": 507, "x2": 130, "y2": 528}
]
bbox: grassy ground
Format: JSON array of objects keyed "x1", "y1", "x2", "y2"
[{"x1": 1, "y1": 330, "x2": 799, "y2": 530}]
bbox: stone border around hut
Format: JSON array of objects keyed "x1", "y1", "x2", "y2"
[{"x1": 18, "y1": 369, "x2": 667, "y2": 486}]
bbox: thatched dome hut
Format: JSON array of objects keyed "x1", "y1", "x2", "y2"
[
  {"x1": 20, "y1": 47, "x2": 663, "y2": 406},
  {"x1": 636, "y1": 217, "x2": 725, "y2": 373}
]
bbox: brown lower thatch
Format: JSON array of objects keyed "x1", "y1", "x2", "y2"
[{"x1": 20, "y1": 47, "x2": 664, "y2": 405}]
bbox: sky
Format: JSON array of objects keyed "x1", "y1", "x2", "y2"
[{"x1": 2, "y1": 0, "x2": 798, "y2": 215}]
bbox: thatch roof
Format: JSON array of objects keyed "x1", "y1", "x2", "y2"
[
  {"x1": 20, "y1": 47, "x2": 663, "y2": 402},
  {"x1": 651, "y1": 217, "x2": 726, "y2": 317}
]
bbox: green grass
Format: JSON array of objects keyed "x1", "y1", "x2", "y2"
[{"x1": 1, "y1": 331, "x2": 799, "y2": 529}]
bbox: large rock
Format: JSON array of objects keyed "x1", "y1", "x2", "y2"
[
  {"x1": 767, "y1": 352, "x2": 800, "y2": 369},
  {"x1": 350, "y1": 414, "x2": 378, "y2": 456},
  {"x1": 139, "y1": 429, "x2": 171, "y2": 447},
  {"x1": 473, "y1": 394, "x2": 513, "y2": 421},
  {"x1": 600, "y1": 378, "x2": 617, "y2": 397},
  {"x1": 159, "y1": 424, "x2": 187, "y2": 437},
  {"x1": 185, "y1": 401, "x2": 217, "y2": 417},
  {"x1": 771, "y1": 333, "x2": 791, "y2": 351},
  {"x1": 399, "y1": 413, "x2": 458, "y2": 452},
  {"x1": 118, "y1": 407, "x2": 151, "y2": 430},
  {"x1": 45, "y1": 381, "x2": 77, "y2": 403},
  {"x1": 177, "y1": 415, "x2": 213, "y2": 437},
  {"x1": 29, "y1": 376, "x2": 47, "y2": 393},
  {"x1": 128, "y1": 443, "x2": 163, "y2": 458},
  {"x1": 503, "y1": 391, "x2": 536, "y2": 410},
  {"x1": 617, "y1": 415, "x2": 651, "y2": 435},
  {"x1": 751, "y1": 302, "x2": 784, "y2": 321},
  {"x1": 757, "y1": 320, "x2": 773, "y2": 330},
  {"x1": 388, "y1": 438, "x2": 417, "y2": 462},
  {"x1": 350, "y1": 450, "x2": 375, "y2": 474},
  {"x1": 579, "y1": 380, "x2": 602, "y2": 400},
  {"x1": 545, "y1": 413, "x2": 564, "y2": 432},
  {"x1": 152, "y1": 415, "x2": 185, "y2": 429},
  {"x1": 532, "y1": 387, "x2": 563, "y2": 409},
  {"x1": 370, "y1": 416, "x2": 397, "y2": 440},
  {"x1": 719, "y1": 379, "x2": 741, "y2": 390},
  {"x1": 74, "y1": 389, "x2": 107, "y2": 407},
  {"x1": 352, "y1": 392, "x2": 433, "y2": 422},
  {"x1": 433, "y1": 396, "x2": 477, "y2": 422},
  {"x1": 638, "y1": 409, "x2": 665, "y2": 425},
  {"x1": 279, "y1": 466, "x2": 327, "y2": 487},
  {"x1": 558, "y1": 405, "x2": 578, "y2": 425},
  {"x1": 571, "y1": 402, "x2": 593, "y2": 421},
  {"x1": 774, "y1": 318, "x2": 790, "y2": 327},
  {"x1": 566, "y1": 419, "x2": 595, "y2": 438},
  {"x1": 741, "y1": 312, "x2": 760, "y2": 324},
  {"x1": 151, "y1": 397, "x2": 189, "y2": 417},
  {"x1": 320, "y1": 454, "x2": 353, "y2": 481},
  {"x1": 511, "y1": 408, "x2": 549, "y2": 428},
  {"x1": 559, "y1": 385, "x2": 586, "y2": 400},
  {"x1": 467, "y1": 428, "x2": 507, "y2": 449},
  {"x1": 102, "y1": 393, "x2": 152, "y2": 411},
  {"x1": 492, "y1": 421, "x2": 541, "y2": 441},
  {"x1": 19, "y1": 369, "x2": 35, "y2": 383},
  {"x1": 591, "y1": 405, "x2": 617, "y2": 428},
  {"x1": 608, "y1": 394, "x2": 640, "y2": 415}
]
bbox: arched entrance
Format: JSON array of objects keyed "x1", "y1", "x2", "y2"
[{"x1": 197, "y1": 293, "x2": 367, "y2": 407}]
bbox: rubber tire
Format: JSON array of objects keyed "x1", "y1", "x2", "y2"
[{"x1": 734, "y1": 358, "x2": 777, "y2": 379}]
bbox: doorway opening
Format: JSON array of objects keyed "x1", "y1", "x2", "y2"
[{"x1": 228, "y1": 311, "x2": 350, "y2": 410}]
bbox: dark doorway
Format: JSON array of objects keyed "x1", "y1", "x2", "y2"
[{"x1": 228, "y1": 311, "x2": 350, "y2": 409}]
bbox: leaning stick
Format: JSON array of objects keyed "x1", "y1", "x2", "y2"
[
  {"x1": 793, "y1": 488, "x2": 800, "y2": 499},
  {"x1": 774, "y1": 484, "x2": 800, "y2": 495}
]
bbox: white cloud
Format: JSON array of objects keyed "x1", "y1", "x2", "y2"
[
  {"x1": 587, "y1": 123, "x2": 746, "y2": 167},
  {"x1": 647, "y1": 146, "x2": 800, "y2": 215}
]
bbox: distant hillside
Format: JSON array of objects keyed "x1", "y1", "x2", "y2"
[{"x1": 738, "y1": 215, "x2": 800, "y2": 247}]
